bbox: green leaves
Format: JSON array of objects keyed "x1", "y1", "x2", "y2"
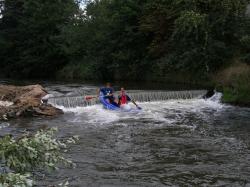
[
  {"x1": 0, "y1": 0, "x2": 249, "y2": 81},
  {"x1": 0, "y1": 0, "x2": 79, "y2": 78},
  {"x1": 0, "y1": 173, "x2": 33, "y2": 187},
  {"x1": 0, "y1": 128, "x2": 79, "y2": 186},
  {"x1": 174, "y1": 11, "x2": 207, "y2": 38}
]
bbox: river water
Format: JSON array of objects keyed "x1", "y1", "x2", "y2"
[{"x1": 1, "y1": 82, "x2": 250, "y2": 187}]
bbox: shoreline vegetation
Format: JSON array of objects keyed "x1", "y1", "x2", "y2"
[
  {"x1": 0, "y1": 0, "x2": 249, "y2": 106},
  {"x1": 0, "y1": 128, "x2": 78, "y2": 186},
  {"x1": 214, "y1": 62, "x2": 250, "y2": 107}
]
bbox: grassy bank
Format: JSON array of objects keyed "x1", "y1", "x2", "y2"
[{"x1": 215, "y1": 62, "x2": 250, "y2": 107}]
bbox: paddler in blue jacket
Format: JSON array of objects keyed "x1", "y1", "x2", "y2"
[{"x1": 98, "y1": 82, "x2": 119, "y2": 107}]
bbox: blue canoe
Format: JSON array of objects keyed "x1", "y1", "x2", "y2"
[{"x1": 99, "y1": 92, "x2": 141, "y2": 112}]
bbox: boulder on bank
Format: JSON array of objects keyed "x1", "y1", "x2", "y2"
[{"x1": 0, "y1": 84, "x2": 63, "y2": 120}]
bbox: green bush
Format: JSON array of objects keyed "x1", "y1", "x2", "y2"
[
  {"x1": 215, "y1": 62, "x2": 250, "y2": 105},
  {"x1": 222, "y1": 73, "x2": 250, "y2": 104},
  {"x1": 0, "y1": 173, "x2": 33, "y2": 187},
  {"x1": 0, "y1": 128, "x2": 79, "y2": 186}
]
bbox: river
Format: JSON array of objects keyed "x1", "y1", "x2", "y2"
[{"x1": 1, "y1": 82, "x2": 250, "y2": 186}]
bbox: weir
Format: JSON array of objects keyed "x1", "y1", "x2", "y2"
[
  {"x1": 48, "y1": 96, "x2": 99, "y2": 108},
  {"x1": 48, "y1": 90, "x2": 207, "y2": 108},
  {"x1": 127, "y1": 90, "x2": 207, "y2": 102}
]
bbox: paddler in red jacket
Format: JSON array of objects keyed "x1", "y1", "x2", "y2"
[{"x1": 118, "y1": 87, "x2": 141, "y2": 109}]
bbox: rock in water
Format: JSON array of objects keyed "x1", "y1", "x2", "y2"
[{"x1": 0, "y1": 84, "x2": 63, "y2": 120}]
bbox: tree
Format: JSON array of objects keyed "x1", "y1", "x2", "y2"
[
  {"x1": 0, "y1": 0, "x2": 78, "y2": 78},
  {"x1": 1, "y1": 0, "x2": 249, "y2": 81},
  {"x1": 140, "y1": 0, "x2": 250, "y2": 80},
  {"x1": 60, "y1": 0, "x2": 150, "y2": 80}
]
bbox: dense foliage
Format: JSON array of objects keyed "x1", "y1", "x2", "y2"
[
  {"x1": 0, "y1": 0, "x2": 249, "y2": 82},
  {"x1": 0, "y1": 128, "x2": 78, "y2": 186},
  {"x1": 0, "y1": 0, "x2": 78, "y2": 78}
]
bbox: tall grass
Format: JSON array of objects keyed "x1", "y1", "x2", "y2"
[{"x1": 215, "y1": 62, "x2": 250, "y2": 105}]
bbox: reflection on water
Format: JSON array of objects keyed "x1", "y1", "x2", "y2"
[{"x1": 1, "y1": 83, "x2": 250, "y2": 186}]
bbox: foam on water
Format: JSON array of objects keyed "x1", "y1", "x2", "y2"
[
  {"x1": 56, "y1": 104, "x2": 121, "y2": 124},
  {"x1": 55, "y1": 92, "x2": 225, "y2": 129},
  {"x1": 0, "y1": 101, "x2": 13, "y2": 107},
  {"x1": 0, "y1": 122, "x2": 10, "y2": 129}
]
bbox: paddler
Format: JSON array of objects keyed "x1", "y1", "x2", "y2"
[
  {"x1": 118, "y1": 87, "x2": 141, "y2": 110},
  {"x1": 98, "y1": 82, "x2": 119, "y2": 107}
]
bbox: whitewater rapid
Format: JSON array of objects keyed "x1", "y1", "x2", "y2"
[{"x1": 52, "y1": 92, "x2": 227, "y2": 128}]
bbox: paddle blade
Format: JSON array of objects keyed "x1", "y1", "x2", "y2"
[{"x1": 85, "y1": 96, "x2": 96, "y2": 100}]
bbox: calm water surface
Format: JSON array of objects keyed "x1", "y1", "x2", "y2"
[{"x1": 1, "y1": 82, "x2": 250, "y2": 187}]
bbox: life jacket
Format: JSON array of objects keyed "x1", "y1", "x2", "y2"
[
  {"x1": 101, "y1": 87, "x2": 113, "y2": 96},
  {"x1": 120, "y1": 94, "x2": 127, "y2": 105}
]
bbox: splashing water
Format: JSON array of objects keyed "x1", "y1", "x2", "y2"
[
  {"x1": 48, "y1": 96, "x2": 99, "y2": 108},
  {"x1": 0, "y1": 101, "x2": 13, "y2": 107},
  {"x1": 48, "y1": 90, "x2": 207, "y2": 108},
  {"x1": 128, "y1": 90, "x2": 207, "y2": 102},
  {"x1": 54, "y1": 92, "x2": 224, "y2": 128}
]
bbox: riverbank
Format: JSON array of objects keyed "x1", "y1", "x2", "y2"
[{"x1": 214, "y1": 62, "x2": 250, "y2": 107}]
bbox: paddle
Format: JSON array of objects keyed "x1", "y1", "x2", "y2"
[
  {"x1": 84, "y1": 96, "x2": 97, "y2": 100},
  {"x1": 85, "y1": 93, "x2": 112, "y2": 100},
  {"x1": 131, "y1": 99, "x2": 142, "y2": 110}
]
